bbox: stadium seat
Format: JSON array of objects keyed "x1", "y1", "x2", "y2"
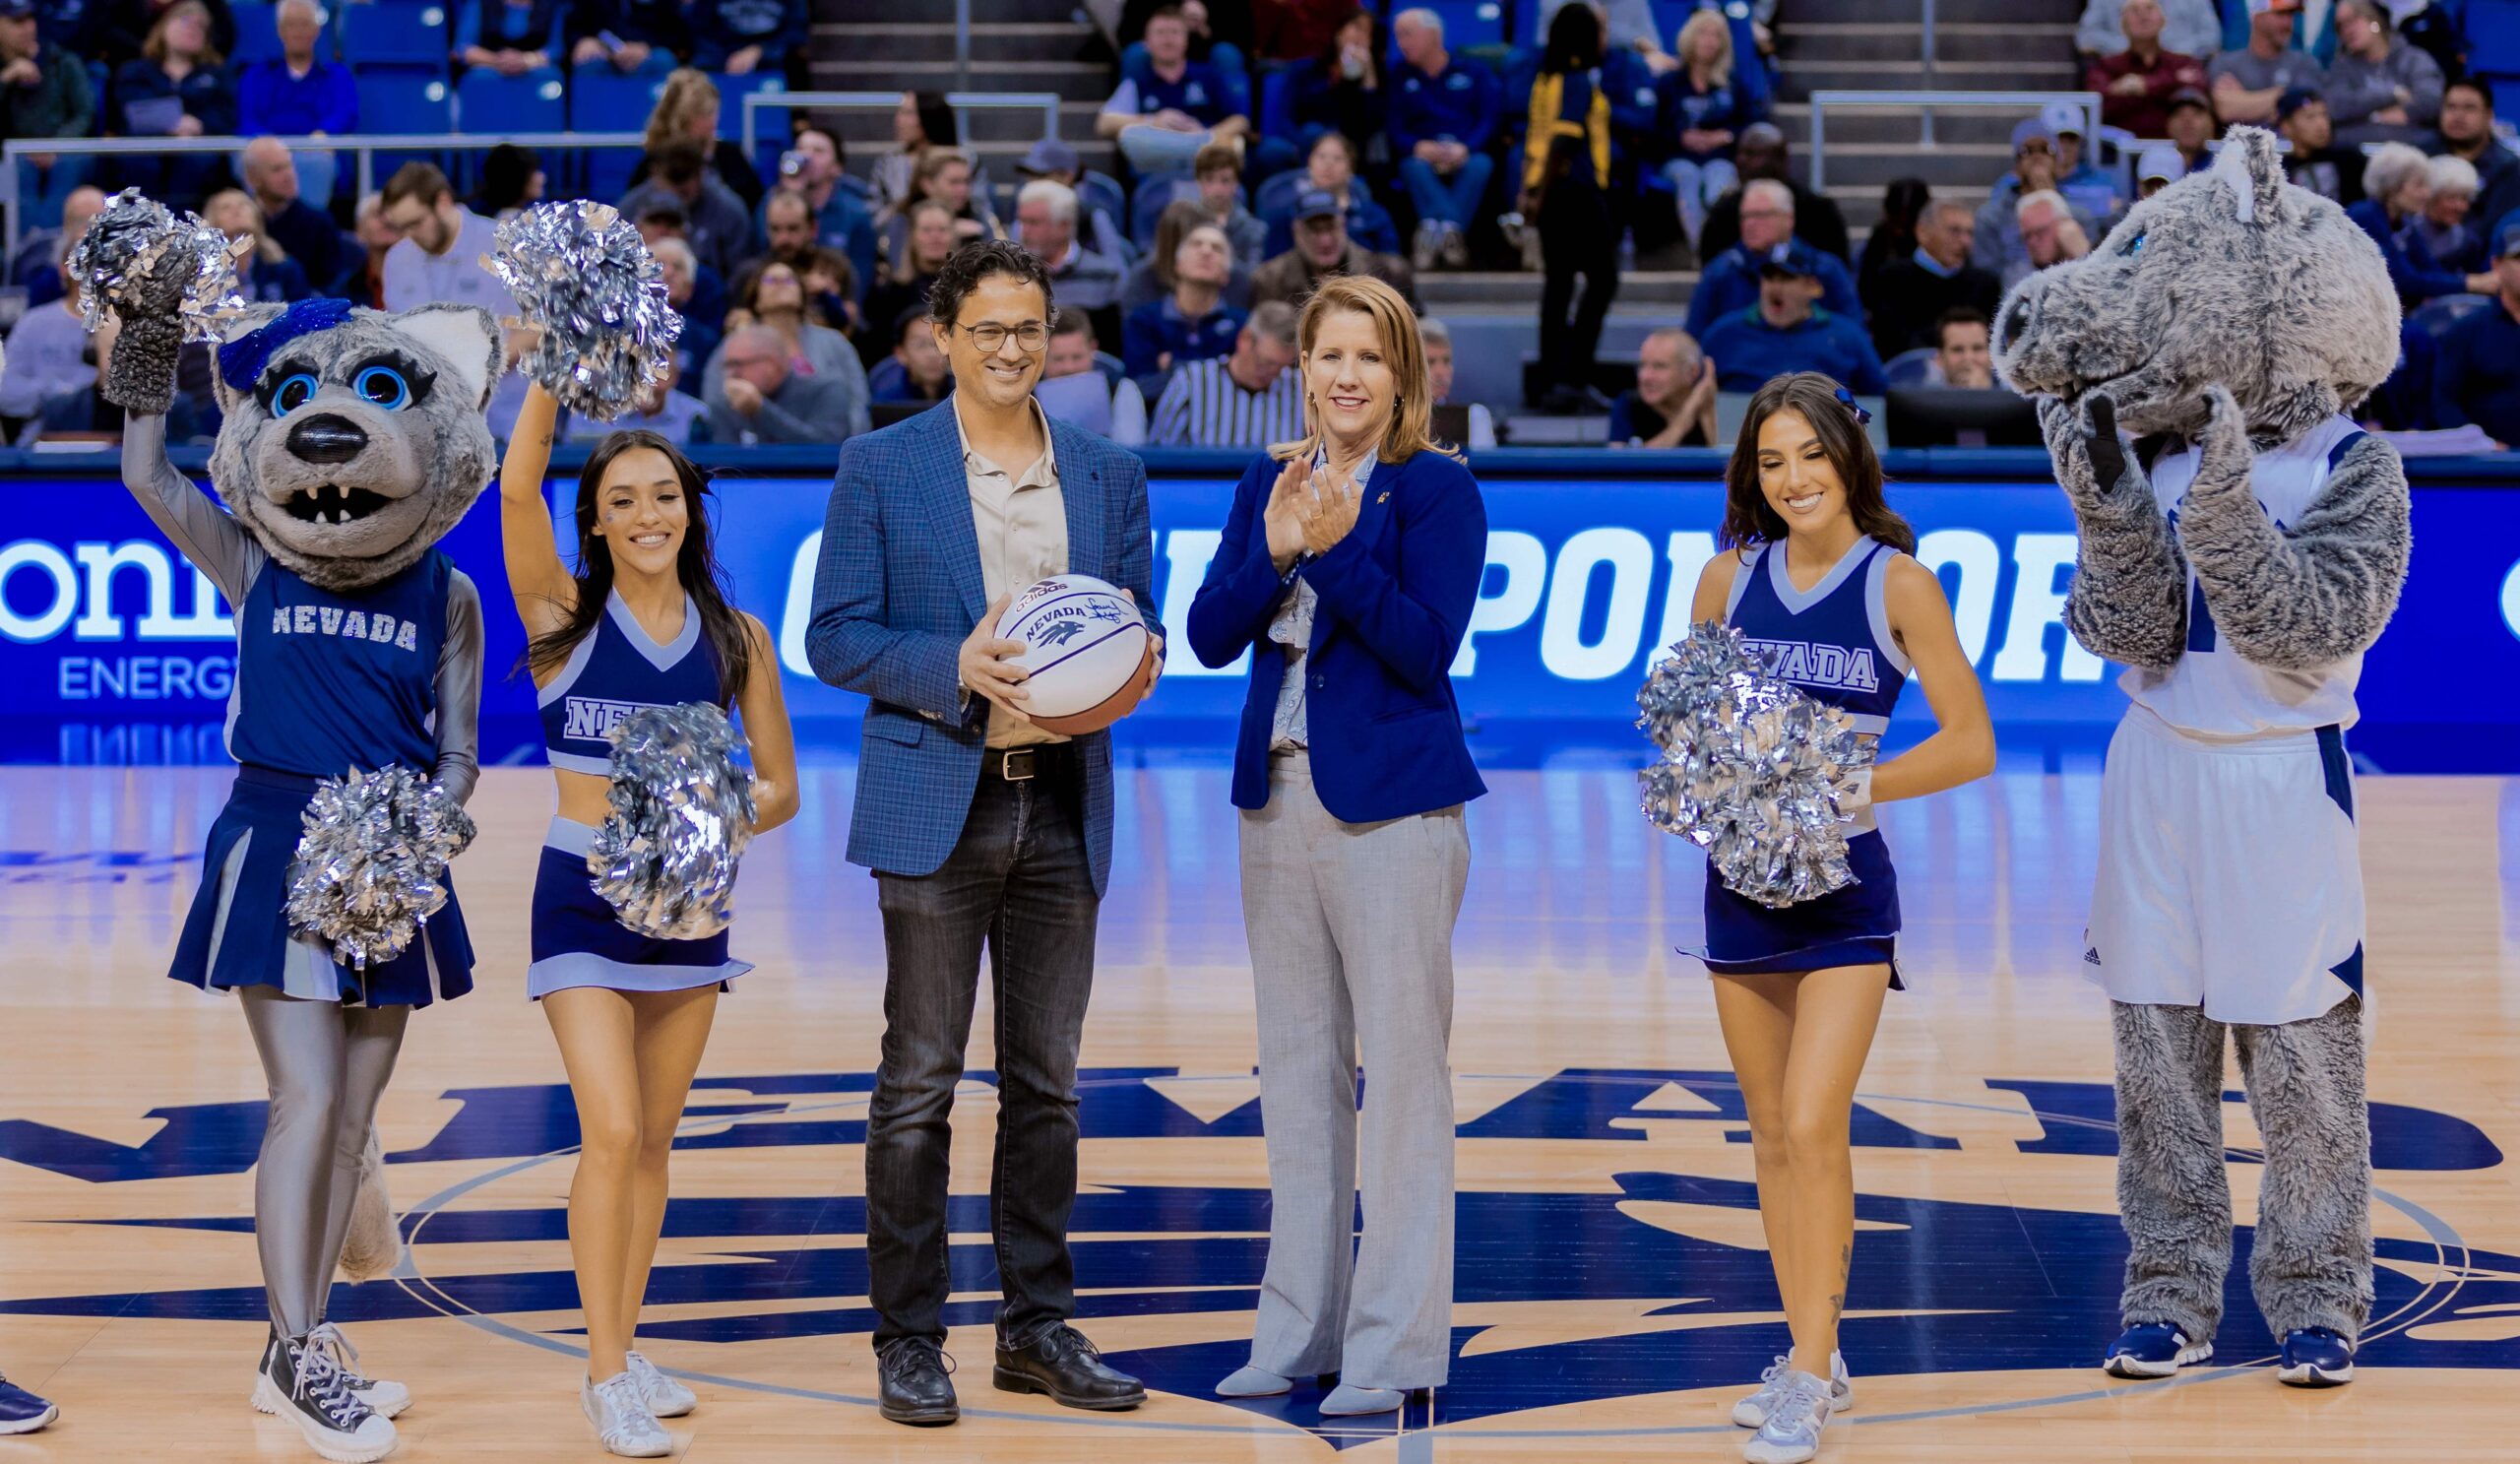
[
  {"x1": 231, "y1": 4, "x2": 286, "y2": 66},
  {"x1": 2467, "y1": 2, "x2": 2520, "y2": 75},
  {"x1": 354, "y1": 69, "x2": 454, "y2": 180},
  {"x1": 571, "y1": 68, "x2": 670, "y2": 200},
  {"x1": 458, "y1": 70, "x2": 565, "y2": 135},
  {"x1": 342, "y1": 2, "x2": 453, "y2": 67},
  {"x1": 1130, "y1": 171, "x2": 1194, "y2": 247},
  {"x1": 715, "y1": 71, "x2": 788, "y2": 142},
  {"x1": 1093, "y1": 350, "x2": 1125, "y2": 389},
  {"x1": 1884, "y1": 348, "x2": 1940, "y2": 388}
]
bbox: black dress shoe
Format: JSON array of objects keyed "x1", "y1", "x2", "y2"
[
  {"x1": 991, "y1": 1324, "x2": 1146, "y2": 1411},
  {"x1": 876, "y1": 1338, "x2": 959, "y2": 1427}
]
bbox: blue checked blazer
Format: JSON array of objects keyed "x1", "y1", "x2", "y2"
[{"x1": 806, "y1": 403, "x2": 1158, "y2": 895}]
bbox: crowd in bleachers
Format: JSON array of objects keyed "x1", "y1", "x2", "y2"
[{"x1": 3, "y1": 0, "x2": 2518, "y2": 452}]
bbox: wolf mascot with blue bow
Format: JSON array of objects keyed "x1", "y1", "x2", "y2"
[
  {"x1": 1993, "y1": 127, "x2": 2410, "y2": 1390},
  {"x1": 95, "y1": 221, "x2": 502, "y2": 1461}
]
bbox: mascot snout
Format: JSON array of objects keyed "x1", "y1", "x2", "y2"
[{"x1": 285, "y1": 414, "x2": 369, "y2": 465}]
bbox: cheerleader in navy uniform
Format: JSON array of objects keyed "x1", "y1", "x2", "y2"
[
  {"x1": 1684, "y1": 374, "x2": 1994, "y2": 1464},
  {"x1": 499, "y1": 380, "x2": 798, "y2": 1457}
]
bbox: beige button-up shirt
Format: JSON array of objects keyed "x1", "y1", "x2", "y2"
[{"x1": 953, "y1": 397, "x2": 1070, "y2": 748}]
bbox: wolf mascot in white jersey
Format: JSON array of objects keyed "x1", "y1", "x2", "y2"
[{"x1": 1992, "y1": 127, "x2": 2411, "y2": 1389}]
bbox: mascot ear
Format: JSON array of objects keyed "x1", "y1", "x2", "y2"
[
  {"x1": 2210, "y1": 126, "x2": 2287, "y2": 227},
  {"x1": 386, "y1": 303, "x2": 504, "y2": 411},
  {"x1": 211, "y1": 303, "x2": 289, "y2": 414}
]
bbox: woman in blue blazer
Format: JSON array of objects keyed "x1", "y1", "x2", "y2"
[{"x1": 1185, "y1": 274, "x2": 1486, "y2": 1419}]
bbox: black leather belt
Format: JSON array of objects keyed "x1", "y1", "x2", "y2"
[{"x1": 983, "y1": 744, "x2": 1074, "y2": 782}]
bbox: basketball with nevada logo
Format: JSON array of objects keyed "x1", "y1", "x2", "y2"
[{"x1": 994, "y1": 574, "x2": 1156, "y2": 734}]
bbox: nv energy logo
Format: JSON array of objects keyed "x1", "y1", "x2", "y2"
[{"x1": 2, "y1": 1067, "x2": 2512, "y2": 1443}]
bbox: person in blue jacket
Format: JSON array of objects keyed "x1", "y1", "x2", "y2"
[
  {"x1": 1699, "y1": 252, "x2": 1888, "y2": 395},
  {"x1": 1657, "y1": 7, "x2": 1762, "y2": 252},
  {"x1": 1187, "y1": 273, "x2": 1485, "y2": 1423},
  {"x1": 1686, "y1": 183, "x2": 1863, "y2": 340},
  {"x1": 1389, "y1": 6, "x2": 1500, "y2": 272},
  {"x1": 2347, "y1": 141, "x2": 2498, "y2": 307}
]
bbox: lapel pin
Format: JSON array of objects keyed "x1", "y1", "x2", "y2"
[{"x1": 1376, "y1": 491, "x2": 1389, "y2": 504}]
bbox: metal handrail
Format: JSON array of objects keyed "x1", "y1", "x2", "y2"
[
  {"x1": 1, "y1": 131, "x2": 646, "y2": 265},
  {"x1": 1806, "y1": 91, "x2": 2103, "y2": 192},
  {"x1": 1921, "y1": 0, "x2": 1936, "y2": 91},
  {"x1": 740, "y1": 91, "x2": 1063, "y2": 166}
]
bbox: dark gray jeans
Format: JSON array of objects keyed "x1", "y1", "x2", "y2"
[{"x1": 864, "y1": 763, "x2": 1100, "y2": 1349}]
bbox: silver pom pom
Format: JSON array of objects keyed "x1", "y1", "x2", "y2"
[
  {"x1": 589, "y1": 703, "x2": 756, "y2": 940},
  {"x1": 66, "y1": 187, "x2": 247, "y2": 340},
  {"x1": 487, "y1": 200, "x2": 683, "y2": 421},
  {"x1": 286, "y1": 767, "x2": 478, "y2": 970},
  {"x1": 1637, "y1": 622, "x2": 1876, "y2": 909}
]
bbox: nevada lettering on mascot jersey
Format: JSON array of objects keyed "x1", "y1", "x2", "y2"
[{"x1": 227, "y1": 551, "x2": 451, "y2": 776}]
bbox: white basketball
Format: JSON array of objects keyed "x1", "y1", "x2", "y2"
[{"x1": 992, "y1": 574, "x2": 1156, "y2": 733}]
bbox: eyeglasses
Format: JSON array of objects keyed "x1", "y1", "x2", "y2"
[{"x1": 952, "y1": 321, "x2": 1049, "y2": 352}]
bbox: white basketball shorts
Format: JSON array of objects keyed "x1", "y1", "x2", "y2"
[{"x1": 2083, "y1": 706, "x2": 2366, "y2": 1026}]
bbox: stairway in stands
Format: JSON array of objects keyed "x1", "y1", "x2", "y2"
[
  {"x1": 810, "y1": 0, "x2": 1115, "y2": 188},
  {"x1": 1771, "y1": 0, "x2": 2086, "y2": 236}
]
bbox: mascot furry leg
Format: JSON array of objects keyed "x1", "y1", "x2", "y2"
[{"x1": 1990, "y1": 129, "x2": 2410, "y2": 1388}]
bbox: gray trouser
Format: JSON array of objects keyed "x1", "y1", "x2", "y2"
[
  {"x1": 240, "y1": 986, "x2": 410, "y2": 1337},
  {"x1": 2112, "y1": 996, "x2": 2374, "y2": 1343},
  {"x1": 1238, "y1": 752, "x2": 1469, "y2": 1389}
]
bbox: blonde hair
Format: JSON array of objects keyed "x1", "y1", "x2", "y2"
[
  {"x1": 1272, "y1": 275, "x2": 1460, "y2": 466},
  {"x1": 146, "y1": 1, "x2": 222, "y2": 66},
  {"x1": 644, "y1": 70, "x2": 722, "y2": 156},
  {"x1": 1676, "y1": 10, "x2": 1732, "y2": 89}
]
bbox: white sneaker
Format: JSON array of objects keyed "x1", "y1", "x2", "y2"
[
  {"x1": 1733, "y1": 1351, "x2": 1851, "y2": 1428},
  {"x1": 1441, "y1": 223, "x2": 1470, "y2": 269},
  {"x1": 623, "y1": 1350, "x2": 696, "y2": 1418},
  {"x1": 251, "y1": 1332, "x2": 399, "y2": 1463},
  {"x1": 249, "y1": 1324, "x2": 410, "y2": 1421},
  {"x1": 1742, "y1": 1369, "x2": 1833, "y2": 1464},
  {"x1": 583, "y1": 1371, "x2": 671, "y2": 1458}
]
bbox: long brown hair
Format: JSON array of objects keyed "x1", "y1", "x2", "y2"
[
  {"x1": 1271, "y1": 274, "x2": 1461, "y2": 466},
  {"x1": 1720, "y1": 372, "x2": 1914, "y2": 552}
]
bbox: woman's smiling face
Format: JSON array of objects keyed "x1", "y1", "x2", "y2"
[
  {"x1": 594, "y1": 446, "x2": 689, "y2": 577},
  {"x1": 1303, "y1": 307, "x2": 1395, "y2": 448}
]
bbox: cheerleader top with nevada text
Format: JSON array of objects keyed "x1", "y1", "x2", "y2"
[
  {"x1": 2124, "y1": 415, "x2": 2368, "y2": 738},
  {"x1": 1724, "y1": 534, "x2": 1913, "y2": 735},
  {"x1": 537, "y1": 591, "x2": 726, "y2": 775}
]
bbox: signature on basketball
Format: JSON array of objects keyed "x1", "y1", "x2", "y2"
[{"x1": 1, "y1": 1067, "x2": 2506, "y2": 1438}]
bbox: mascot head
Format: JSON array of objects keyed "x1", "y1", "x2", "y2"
[
  {"x1": 1991, "y1": 126, "x2": 2399, "y2": 443},
  {"x1": 208, "y1": 298, "x2": 503, "y2": 592}
]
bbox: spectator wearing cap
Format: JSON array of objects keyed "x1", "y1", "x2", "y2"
[
  {"x1": 1697, "y1": 122, "x2": 1852, "y2": 263},
  {"x1": 621, "y1": 141, "x2": 755, "y2": 281},
  {"x1": 2276, "y1": 89, "x2": 2356, "y2": 203},
  {"x1": 2416, "y1": 155, "x2": 2487, "y2": 276},
  {"x1": 240, "y1": 137, "x2": 342, "y2": 290},
  {"x1": 1016, "y1": 179, "x2": 1127, "y2": 348},
  {"x1": 1251, "y1": 188, "x2": 1419, "y2": 312},
  {"x1": 2044, "y1": 103, "x2": 2122, "y2": 223},
  {"x1": 2165, "y1": 87, "x2": 2219, "y2": 174},
  {"x1": 1268, "y1": 130, "x2": 1401, "y2": 257},
  {"x1": 1097, "y1": 3, "x2": 1250, "y2": 175},
  {"x1": 689, "y1": 0, "x2": 804, "y2": 76},
  {"x1": 866, "y1": 306, "x2": 953, "y2": 404},
  {"x1": 1865, "y1": 199, "x2": 2001, "y2": 358},
  {"x1": 566, "y1": 0, "x2": 688, "y2": 78},
  {"x1": 1926, "y1": 308, "x2": 1994, "y2": 390},
  {"x1": 2084, "y1": 0, "x2": 2208, "y2": 137},
  {"x1": 2325, "y1": 0, "x2": 2440, "y2": 149},
  {"x1": 1018, "y1": 136, "x2": 1134, "y2": 265},
  {"x1": 2429, "y1": 220, "x2": 2520, "y2": 445},
  {"x1": 1122, "y1": 219, "x2": 1243, "y2": 376},
  {"x1": 2348, "y1": 143, "x2": 2499, "y2": 307},
  {"x1": 1606, "y1": 326, "x2": 1717, "y2": 447},
  {"x1": 2436, "y1": 79, "x2": 2520, "y2": 254},
  {"x1": 2134, "y1": 144, "x2": 2186, "y2": 200},
  {"x1": 1685, "y1": 180, "x2": 1859, "y2": 339},
  {"x1": 1390, "y1": 7, "x2": 1501, "y2": 273},
  {"x1": 457, "y1": 0, "x2": 563, "y2": 79},
  {"x1": 1418, "y1": 316, "x2": 1498, "y2": 450},
  {"x1": 1191, "y1": 141, "x2": 1269, "y2": 271},
  {"x1": 2075, "y1": 0, "x2": 2218, "y2": 60},
  {"x1": 2209, "y1": 0, "x2": 2323, "y2": 125},
  {"x1": 1973, "y1": 119, "x2": 2097, "y2": 283},
  {"x1": 1148, "y1": 298, "x2": 1306, "y2": 447},
  {"x1": 1697, "y1": 249, "x2": 1887, "y2": 395},
  {"x1": 0, "y1": 0, "x2": 95, "y2": 231}
]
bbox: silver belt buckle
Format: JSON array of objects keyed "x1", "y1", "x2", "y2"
[{"x1": 999, "y1": 748, "x2": 1037, "y2": 782}]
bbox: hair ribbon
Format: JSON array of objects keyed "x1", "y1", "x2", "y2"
[{"x1": 1832, "y1": 384, "x2": 1874, "y2": 425}]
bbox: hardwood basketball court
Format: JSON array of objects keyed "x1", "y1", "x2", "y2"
[{"x1": 1, "y1": 761, "x2": 2514, "y2": 1461}]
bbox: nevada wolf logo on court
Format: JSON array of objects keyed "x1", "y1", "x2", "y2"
[{"x1": 1, "y1": 1067, "x2": 2512, "y2": 1446}]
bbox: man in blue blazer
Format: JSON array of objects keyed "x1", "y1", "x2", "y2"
[{"x1": 806, "y1": 241, "x2": 1162, "y2": 1427}]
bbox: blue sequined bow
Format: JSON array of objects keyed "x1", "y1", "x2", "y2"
[{"x1": 1832, "y1": 384, "x2": 1873, "y2": 424}]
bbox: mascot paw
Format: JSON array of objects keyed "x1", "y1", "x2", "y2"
[
  {"x1": 2040, "y1": 392, "x2": 2137, "y2": 512},
  {"x1": 99, "y1": 313, "x2": 182, "y2": 417},
  {"x1": 2188, "y1": 384, "x2": 2255, "y2": 500},
  {"x1": 2080, "y1": 392, "x2": 2131, "y2": 494}
]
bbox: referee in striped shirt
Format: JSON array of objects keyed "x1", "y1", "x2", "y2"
[{"x1": 1150, "y1": 300, "x2": 1306, "y2": 446}]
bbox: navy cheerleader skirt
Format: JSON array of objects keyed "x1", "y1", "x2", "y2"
[
  {"x1": 171, "y1": 765, "x2": 475, "y2": 1008},
  {"x1": 527, "y1": 817, "x2": 751, "y2": 999},
  {"x1": 1699, "y1": 828, "x2": 1905, "y2": 988}
]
